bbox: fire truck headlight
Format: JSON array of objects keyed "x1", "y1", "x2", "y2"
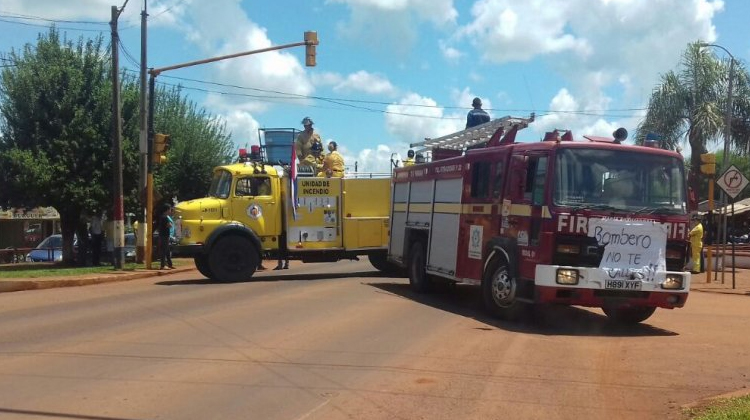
[
  {"x1": 556, "y1": 244, "x2": 580, "y2": 254},
  {"x1": 661, "y1": 274, "x2": 684, "y2": 290},
  {"x1": 556, "y1": 268, "x2": 579, "y2": 285}
]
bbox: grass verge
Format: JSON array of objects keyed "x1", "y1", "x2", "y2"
[
  {"x1": 0, "y1": 259, "x2": 187, "y2": 278},
  {"x1": 685, "y1": 394, "x2": 750, "y2": 419}
]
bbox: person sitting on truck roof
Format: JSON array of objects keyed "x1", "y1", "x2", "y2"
[
  {"x1": 466, "y1": 97, "x2": 490, "y2": 129},
  {"x1": 296, "y1": 117, "x2": 323, "y2": 164},
  {"x1": 319, "y1": 141, "x2": 345, "y2": 177},
  {"x1": 403, "y1": 149, "x2": 415, "y2": 166}
]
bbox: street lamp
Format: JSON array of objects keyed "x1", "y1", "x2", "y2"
[{"x1": 699, "y1": 42, "x2": 735, "y2": 283}]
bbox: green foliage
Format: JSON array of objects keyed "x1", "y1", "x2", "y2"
[
  {"x1": 0, "y1": 27, "x2": 235, "y2": 261},
  {"x1": 685, "y1": 394, "x2": 750, "y2": 419},
  {"x1": 150, "y1": 84, "x2": 235, "y2": 203},
  {"x1": 636, "y1": 41, "x2": 750, "y2": 198}
]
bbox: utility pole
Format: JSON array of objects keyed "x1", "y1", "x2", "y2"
[
  {"x1": 137, "y1": 1, "x2": 148, "y2": 263},
  {"x1": 110, "y1": 3, "x2": 127, "y2": 269}
]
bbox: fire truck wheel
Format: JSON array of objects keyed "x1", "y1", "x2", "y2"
[
  {"x1": 194, "y1": 254, "x2": 213, "y2": 280},
  {"x1": 208, "y1": 235, "x2": 258, "y2": 282},
  {"x1": 369, "y1": 252, "x2": 406, "y2": 276},
  {"x1": 482, "y1": 257, "x2": 525, "y2": 320},
  {"x1": 602, "y1": 305, "x2": 656, "y2": 324},
  {"x1": 408, "y1": 241, "x2": 432, "y2": 292}
]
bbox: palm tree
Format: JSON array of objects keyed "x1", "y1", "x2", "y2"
[{"x1": 637, "y1": 42, "x2": 750, "y2": 196}]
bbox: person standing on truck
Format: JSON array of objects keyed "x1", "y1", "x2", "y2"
[
  {"x1": 688, "y1": 213, "x2": 704, "y2": 274},
  {"x1": 320, "y1": 141, "x2": 345, "y2": 177},
  {"x1": 403, "y1": 150, "x2": 415, "y2": 166},
  {"x1": 466, "y1": 97, "x2": 490, "y2": 129},
  {"x1": 295, "y1": 117, "x2": 323, "y2": 164}
]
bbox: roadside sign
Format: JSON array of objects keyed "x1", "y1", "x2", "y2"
[{"x1": 716, "y1": 165, "x2": 749, "y2": 199}]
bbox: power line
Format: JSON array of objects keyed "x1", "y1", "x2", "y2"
[
  {"x1": 0, "y1": 17, "x2": 106, "y2": 33},
  {"x1": 0, "y1": 11, "x2": 108, "y2": 25}
]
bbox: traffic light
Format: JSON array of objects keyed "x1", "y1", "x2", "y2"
[
  {"x1": 304, "y1": 31, "x2": 318, "y2": 67},
  {"x1": 700, "y1": 153, "x2": 716, "y2": 176},
  {"x1": 153, "y1": 133, "x2": 171, "y2": 165}
]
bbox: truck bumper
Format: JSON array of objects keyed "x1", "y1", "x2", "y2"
[
  {"x1": 534, "y1": 265, "x2": 690, "y2": 309},
  {"x1": 174, "y1": 243, "x2": 205, "y2": 257}
]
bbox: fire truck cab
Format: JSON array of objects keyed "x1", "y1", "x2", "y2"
[{"x1": 389, "y1": 116, "x2": 691, "y2": 324}]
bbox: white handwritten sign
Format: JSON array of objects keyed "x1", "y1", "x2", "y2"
[{"x1": 588, "y1": 218, "x2": 667, "y2": 282}]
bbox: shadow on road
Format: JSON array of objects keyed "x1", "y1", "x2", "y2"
[
  {"x1": 367, "y1": 281, "x2": 678, "y2": 338},
  {"x1": 156, "y1": 270, "x2": 386, "y2": 286}
]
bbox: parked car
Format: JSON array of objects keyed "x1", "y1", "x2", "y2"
[
  {"x1": 26, "y1": 234, "x2": 64, "y2": 262},
  {"x1": 124, "y1": 233, "x2": 136, "y2": 262}
]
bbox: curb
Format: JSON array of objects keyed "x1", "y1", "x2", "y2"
[{"x1": 0, "y1": 266, "x2": 195, "y2": 293}]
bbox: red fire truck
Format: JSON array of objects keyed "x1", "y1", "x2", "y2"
[{"x1": 388, "y1": 116, "x2": 691, "y2": 324}]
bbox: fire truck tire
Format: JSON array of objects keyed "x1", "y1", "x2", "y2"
[
  {"x1": 408, "y1": 241, "x2": 432, "y2": 292},
  {"x1": 482, "y1": 256, "x2": 525, "y2": 320},
  {"x1": 602, "y1": 305, "x2": 656, "y2": 324},
  {"x1": 194, "y1": 254, "x2": 213, "y2": 280},
  {"x1": 369, "y1": 252, "x2": 406, "y2": 276},
  {"x1": 208, "y1": 235, "x2": 259, "y2": 282}
]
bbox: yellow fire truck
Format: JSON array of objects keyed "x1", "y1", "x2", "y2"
[{"x1": 174, "y1": 151, "x2": 394, "y2": 282}]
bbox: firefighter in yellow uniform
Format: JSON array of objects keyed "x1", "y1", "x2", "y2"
[
  {"x1": 295, "y1": 117, "x2": 322, "y2": 165},
  {"x1": 302, "y1": 141, "x2": 325, "y2": 174},
  {"x1": 319, "y1": 141, "x2": 345, "y2": 177},
  {"x1": 403, "y1": 149, "x2": 415, "y2": 166},
  {"x1": 688, "y1": 214, "x2": 704, "y2": 274}
]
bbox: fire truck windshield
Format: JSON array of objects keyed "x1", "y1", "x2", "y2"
[
  {"x1": 554, "y1": 148, "x2": 687, "y2": 214},
  {"x1": 207, "y1": 170, "x2": 232, "y2": 199}
]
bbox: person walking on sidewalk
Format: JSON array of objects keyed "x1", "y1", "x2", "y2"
[
  {"x1": 89, "y1": 211, "x2": 104, "y2": 266},
  {"x1": 157, "y1": 204, "x2": 174, "y2": 270}
]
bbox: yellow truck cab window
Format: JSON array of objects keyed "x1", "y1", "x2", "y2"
[{"x1": 235, "y1": 177, "x2": 272, "y2": 197}]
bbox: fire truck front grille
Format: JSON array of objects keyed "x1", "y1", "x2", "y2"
[{"x1": 553, "y1": 236, "x2": 602, "y2": 267}]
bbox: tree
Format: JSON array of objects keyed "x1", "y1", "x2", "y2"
[
  {"x1": 0, "y1": 29, "x2": 111, "y2": 263},
  {"x1": 147, "y1": 84, "x2": 234, "y2": 204},
  {"x1": 0, "y1": 28, "x2": 236, "y2": 264},
  {"x1": 636, "y1": 42, "x2": 750, "y2": 197}
]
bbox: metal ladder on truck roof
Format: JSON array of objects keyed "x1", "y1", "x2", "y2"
[{"x1": 410, "y1": 114, "x2": 535, "y2": 152}]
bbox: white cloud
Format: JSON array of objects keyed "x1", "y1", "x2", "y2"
[
  {"x1": 330, "y1": 0, "x2": 457, "y2": 56},
  {"x1": 221, "y1": 110, "x2": 261, "y2": 151},
  {"x1": 439, "y1": 40, "x2": 463, "y2": 62},
  {"x1": 457, "y1": 0, "x2": 724, "y2": 133},
  {"x1": 332, "y1": 71, "x2": 398, "y2": 96},
  {"x1": 328, "y1": 0, "x2": 457, "y2": 25},
  {"x1": 385, "y1": 92, "x2": 464, "y2": 145}
]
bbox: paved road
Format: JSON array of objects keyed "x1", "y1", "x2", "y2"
[{"x1": 0, "y1": 259, "x2": 748, "y2": 420}]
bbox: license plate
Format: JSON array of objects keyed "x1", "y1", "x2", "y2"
[{"x1": 605, "y1": 280, "x2": 642, "y2": 290}]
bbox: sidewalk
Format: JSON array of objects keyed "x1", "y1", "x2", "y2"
[{"x1": 690, "y1": 268, "x2": 750, "y2": 296}]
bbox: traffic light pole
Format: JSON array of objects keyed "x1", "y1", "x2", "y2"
[
  {"x1": 143, "y1": 32, "x2": 318, "y2": 269},
  {"x1": 145, "y1": 74, "x2": 156, "y2": 269}
]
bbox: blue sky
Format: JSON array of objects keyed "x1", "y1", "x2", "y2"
[{"x1": 0, "y1": 0, "x2": 748, "y2": 173}]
